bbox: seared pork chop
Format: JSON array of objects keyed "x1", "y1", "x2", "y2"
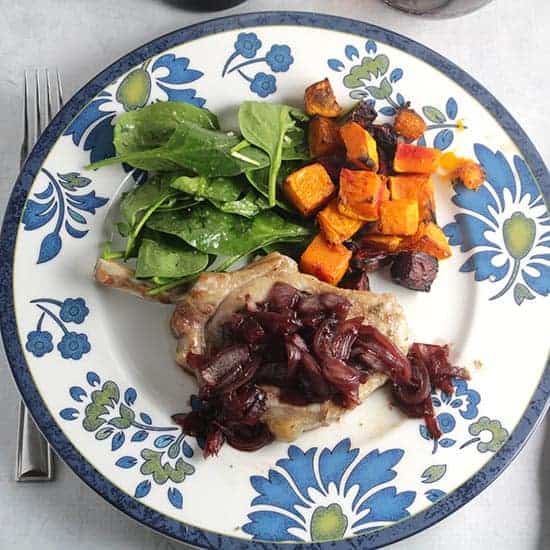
[{"x1": 95, "y1": 252, "x2": 410, "y2": 441}]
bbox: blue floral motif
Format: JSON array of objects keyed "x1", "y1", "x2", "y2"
[
  {"x1": 243, "y1": 438, "x2": 415, "y2": 542},
  {"x1": 250, "y1": 72, "x2": 277, "y2": 98},
  {"x1": 25, "y1": 297, "x2": 91, "y2": 360},
  {"x1": 22, "y1": 170, "x2": 108, "y2": 264},
  {"x1": 234, "y1": 32, "x2": 262, "y2": 59},
  {"x1": 328, "y1": 41, "x2": 464, "y2": 148},
  {"x1": 59, "y1": 298, "x2": 89, "y2": 324},
  {"x1": 59, "y1": 371, "x2": 195, "y2": 509},
  {"x1": 57, "y1": 332, "x2": 90, "y2": 360},
  {"x1": 222, "y1": 32, "x2": 294, "y2": 98},
  {"x1": 64, "y1": 53, "x2": 205, "y2": 164},
  {"x1": 419, "y1": 378, "x2": 508, "y2": 455},
  {"x1": 265, "y1": 45, "x2": 294, "y2": 72},
  {"x1": 443, "y1": 145, "x2": 550, "y2": 304},
  {"x1": 25, "y1": 330, "x2": 54, "y2": 357}
]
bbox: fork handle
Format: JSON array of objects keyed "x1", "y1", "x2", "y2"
[{"x1": 16, "y1": 402, "x2": 54, "y2": 481}]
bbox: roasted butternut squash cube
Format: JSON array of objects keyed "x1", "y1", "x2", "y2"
[
  {"x1": 394, "y1": 143, "x2": 441, "y2": 174},
  {"x1": 318, "y1": 200, "x2": 364, "y2": 244},
  {"x1": 379, "y1": 199, "x2": 419, "y2": 236},
  {"x1": 283, "y1": 163, "x2": 335, "y2": 217},
  {"x1": 452, "y1": 159, "x2": 485, "y2": 190},
  {"x1": 338, "y1": 168, "x2": 386, "y2": 221},
  {"x1": 389, "y1": 175, "x2": 435, "y2": 222},
  {"x1": 339, "y1": 121, "x2": 379, "y2": 172},
  {"x1": 308, "y1": 116, "x2": 343, "y2": 158},
  {"x1": 300, "y1": 234, "x2": 351, "y2": 285},
  {"x1": 394, "y1": 108, "x2": 427, "y2": 141},
  {"x1": 415, "y1": 222, "x2": 452, "y2": 259},
  {"x1": 361, "y1": 234, "x2": 403, "y2": 252},
  {"x1": 304, "y1": 79, "x2": 342, "y2": 118}
]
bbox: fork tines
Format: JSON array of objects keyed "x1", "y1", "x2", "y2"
[{"x1": 21, "y1": 69, "x2": 64, "y2": 168}]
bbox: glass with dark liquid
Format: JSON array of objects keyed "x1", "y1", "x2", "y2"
[{"x1": 384, "y1": 0, "x2": 493, "y2": 17}]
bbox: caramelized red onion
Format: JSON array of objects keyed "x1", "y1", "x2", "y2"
[{"x1": 174, "y1": 282, "x2": 468, "y2": 456}]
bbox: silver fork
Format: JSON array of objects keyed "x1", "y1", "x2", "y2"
[{"x1": 16, "y1": 69, "x2": 63, "y2": 482}]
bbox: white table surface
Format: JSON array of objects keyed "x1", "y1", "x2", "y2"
[{"x1": 0, "y1": 0, "x2": 549, "y2": 548}]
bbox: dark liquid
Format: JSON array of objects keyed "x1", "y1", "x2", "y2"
[{"x1": 177, "y1": 0, "x2": 246, "y2": 10}]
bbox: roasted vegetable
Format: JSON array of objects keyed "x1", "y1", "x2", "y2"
[
  {"x1": 369, "y1": 123, "x2": 398, "y2": 175},
  {"x1": 413, "y1": 222, "x2": 452, "y2": 260},
  {"x1": 317, "y1": 200, "x2": 363, "y2": 244},
  {"x1": 340, "y1": 270, "x2": 370, "y2": 291},
  {"x1": 389, "y1": 175, "x2": 435, "y2": 222},
  {"x1": 452, "y1": 159, "x2": 485, "y2": 190},
  {"x1": 391, "y1": 251, "x2": 438, "y2": 291},
  {"x1": 308, "y1": 116, "x2": 343, "y2": 158},
  {"x1": 345, "y1": 100, "x2": 377, "y2": 129},
  {"x1": 300, "y1": 234, "x2": 351, "y2": 285},
  {"x1": 394, "y1": 143, "x2": 441, "y2": 174},
  {"x1": 283, "y1": 163, "x2": 335, "y2": 217},
  {"x1": 339, "y1": 121, "x2": 379, "y2": 172},
  {"x1": 360, "y1": 234, "x2": 403, "y2": 252},
  {"x1": 304, "y1": 78, "x2": 342, "y2": 118},
  {"x1": 379, "y1": 199, "x2": 419, "y2": 236},
  {"x1": 393, "y1": 108, "x2": 427, "y2": 141},
  {"x1": 338, "y1": 168, "x2": 387, "y2": 221}
]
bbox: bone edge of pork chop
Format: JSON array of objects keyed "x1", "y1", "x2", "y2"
[{"x1": 94, "y1": 258, "x2": 181, "y2": 304}]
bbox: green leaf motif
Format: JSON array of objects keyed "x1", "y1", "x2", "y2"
[
  {"x1": 310, "y1": 503, "x2": 348, "y2": 542},
  {"x1": 422, "y1": 106, "x2": 446, "y2": 124},
  {"x1": 58, "y1": 172, "x2": 91, "y2": 190},
  {"x1": 365, "y1": 77, "x2": 393, "y2": 100},
  {"x1": 140, "y1": 449, "x2": 195, "y2": 484},
  {"x1": 115, "y1": 67, "x2": 152, "y2": 112},
  {"x1": 421, "y1": 464, "x2": 447, "y2": 484},
  {"x1": 514, "y1": 282, "x2": 535, "y2": 305},
  {"x1": 503, "y1": 212, "x2": 536, "y2": 260},
  {"x1": 468, "y1": 417, "x2": 509, "y2": 453},
  {"x1": 95, "y1": 427, "x2": 114, "y2": 441},
  {"x1": 119, "y1": 403, "x2": 136, "y2": 422},
  {"x1": 109, "y1": 417, "x2": 132, "y2": 429},
  {"x1": 343, "y1": 54, "x2": 390, "y2": 88},
  {"x1": 82, "y1": 381, "x2": 120, "y2": 432}
]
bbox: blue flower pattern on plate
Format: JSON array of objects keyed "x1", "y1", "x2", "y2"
[
  {"x1": 419, "y1": 378, "x2": 508, "y2": 454},
  {"x1": 22, "y1": 170, "x2": 108, "y2": 264},
  {"x1": 59, "y1": 371, "x2": 195, "y2": 509},
  {"x1": 242, "y1": 438, "x2": 416, "y2": 542},
  {"x1": 222, "y1": 32, "x2": 294, "y2": 98},
  {"x1": 25, "y1": 297, "x2": 91, "y2": 360},
  {"x1": 443, "y1": 145, "x2": 550, "y2": 304},
  {"x1": 63, "y1": 53, "x2": 206, "y2": 164}
]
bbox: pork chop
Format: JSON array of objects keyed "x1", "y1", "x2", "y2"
[{"x1": 95, "y1": 252, "x2": 410, "y2": 441}]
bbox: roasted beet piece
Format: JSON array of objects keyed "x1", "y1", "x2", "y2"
[
  {"x1": 369, "y1": 123, "x2": 399, "y2": 175},
  {"x1": 340, "y1": 271, "x2": 370, "y2": 291},
  {"x1": 351, "y1": 245, "x2": 393, "y2": 273},
  {"x1": 315, "y1": 154, "x2": 346, "y2": 184},
  {"x1": 346, "y1": 100, "x2": 378, "y2": 128},
  {"x1": 391, "y1": 251, "x2": 439, "y2": 291}
]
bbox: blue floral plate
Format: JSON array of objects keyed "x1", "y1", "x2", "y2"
[{"x1": 1, "y1": 11, "x2": 549, "y2": 549}]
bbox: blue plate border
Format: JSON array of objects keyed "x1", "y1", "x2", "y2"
[{"x1": 1, "y1": 11, "x2": 549, "y2": 549}]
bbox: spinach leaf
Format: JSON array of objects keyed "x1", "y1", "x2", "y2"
[
  {"x1": 282, "y1": 125, "x2": 309, "y2": 161},
  {"x1": 135, "y1": 231, "x2": 209, "y2": 279},
  {"x1": 120, "y1": 174, "x2": 178, "y2": 227},
  {"x1": 114, "y1": 101, "x2": 219, "y2": 156},
  {"x1": 146, "y1": 203, "x2": 311, "y2": 256},
  {"x1": 170, "y1": 175, "x2": 243, "y2": 202},
  {"x1": 238, "y1": 101, "x2": 298, "y2": 206},
  {"x1": 89, "y1": 121, "x2": 270, "y2": 176},
  {"x1": 210, "y1": 190, "x2": 270, "y2": 218}
]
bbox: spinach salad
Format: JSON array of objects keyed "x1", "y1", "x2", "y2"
[{"x1": 90, "y1": 100, "x2": 313, "y2": 294}]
